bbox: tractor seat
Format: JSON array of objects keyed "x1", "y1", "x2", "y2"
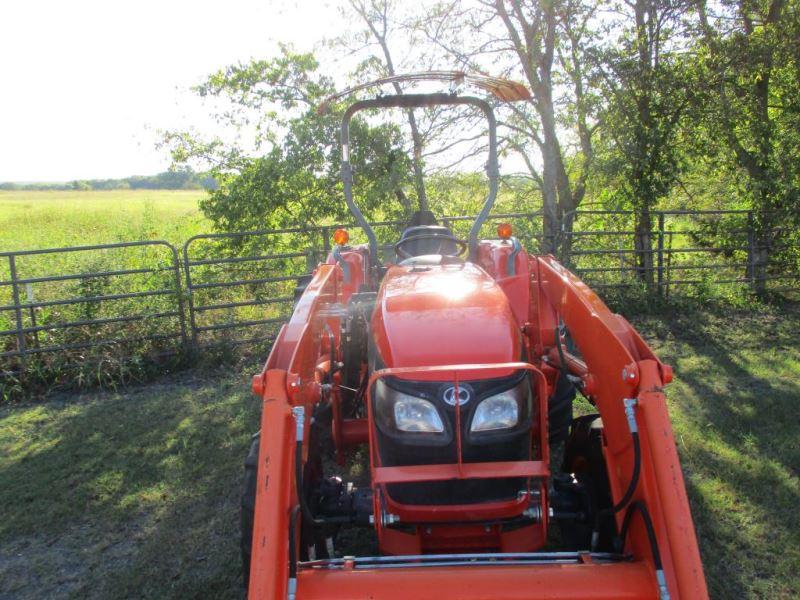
[{"x1": 396, "y1": 225, "x2": 459, "y2": 258}]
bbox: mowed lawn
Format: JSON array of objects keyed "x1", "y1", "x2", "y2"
[
  {"x1": 0, "y1": 190, "x2": 209, "y2": 252},
  {"x1": 0, "y1": 303, "x2": 798, "y2": 599}
]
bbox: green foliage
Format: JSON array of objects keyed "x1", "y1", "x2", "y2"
[
  {"x1": 167, "y1": 47, "x2": 414, "y2": 235},
  {"x1": 691, "y1": 0, "x2": 800, "y2": 289}
]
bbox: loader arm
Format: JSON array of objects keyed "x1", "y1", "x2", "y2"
[{"x1": 530, "y1": 255, "x2": 708, "y2": 600}]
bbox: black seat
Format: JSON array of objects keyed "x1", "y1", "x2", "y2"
[{"x1": 397, "y1": 225, "x2": 459, "y2": 257}]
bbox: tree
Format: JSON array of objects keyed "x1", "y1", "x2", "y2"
[
  {"x1": 420, "y1": 0, "x2": 601, "y2": 254},
  {"x1": 694, "y1": 0, "x2": 800, "y2": 293},
  {"x1": 161, "y1": 47, "x2": 412, "y2": 234},
  {"x1": 347, "y1": 0, "x2": 432, "y2": 212},
  {"x1": 592, "y1": 0, "x2": 694, "y2": 285}
]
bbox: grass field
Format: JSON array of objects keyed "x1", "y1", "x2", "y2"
[
  {"x1": 1, "y1": 301, "x2": 798, "y2": 599},
  {"x1": 0, "y1": 190, "x2": 209, "y2": 251}
]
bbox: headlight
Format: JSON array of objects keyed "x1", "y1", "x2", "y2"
[
  {"x1": 376, "y1": 379, "x2": 444, "y2": 433},
  {"x1": 394, "y1": 396, "x2": 445, "y2": 432},
  {"x1": 471, "y1": 390, "x2": 519, "y2": 432}
]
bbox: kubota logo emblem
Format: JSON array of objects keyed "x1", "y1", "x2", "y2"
[{"x1": 443, "y1": 385, "x2": 471, "y2": 406}]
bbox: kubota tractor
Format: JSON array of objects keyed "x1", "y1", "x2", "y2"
[{"x1": 243, "y1": 73, "x2": 708, "y2": 600}]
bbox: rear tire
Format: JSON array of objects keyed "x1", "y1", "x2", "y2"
[
  {"x1": 241, "y1": 434, "x2": 259, "y2": 587},
  {"x1": 548, "y1": 374, "x2": 575, "y2": 445}
]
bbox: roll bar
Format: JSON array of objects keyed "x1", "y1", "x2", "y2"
[{"x1": 340, "y1": 93, "x2": 498, "y2": 263}]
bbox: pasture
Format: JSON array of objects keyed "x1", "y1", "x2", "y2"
[{"x1": 0, "y1": 190, "x2": 209, "y2": 251}]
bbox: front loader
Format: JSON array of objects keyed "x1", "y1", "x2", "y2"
[{"x1": 243, "y1": 73, "x2": 708, "y2": 600}]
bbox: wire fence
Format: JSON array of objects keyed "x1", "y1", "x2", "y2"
[{"x1": 1, "y1": 209, "x2": 796, "y2": 381}]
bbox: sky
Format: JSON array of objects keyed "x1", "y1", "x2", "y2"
[{"x1": 0, "y1": 0, "x2": 340, "y2": 182}]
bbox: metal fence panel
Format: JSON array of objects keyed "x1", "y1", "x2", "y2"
[
  {"x1": 181, "y1": 211, "x2": 544, "y2": 347},
  {"x1": 0, "y1": 241, "x2": 186, "y2": 367},
  {"x1": 1, "y1": 208, "x2": 797, "y2": 382},
  {"x1": 564, "y1": 209, "x2": 799, "y2": 294}
]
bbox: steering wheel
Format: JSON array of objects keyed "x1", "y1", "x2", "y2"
[{"x1": 394, "y1": 233, "x2": 468, "y2": 260}]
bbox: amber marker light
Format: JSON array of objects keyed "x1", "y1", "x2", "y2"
[
  {"x1": 333, "y1": 228, "x2": 350, "y2": 246},
  {"x1": 497, "y1": 222, "x2": 513, "y2": 239}
]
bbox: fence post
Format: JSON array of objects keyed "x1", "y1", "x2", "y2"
[
  {"x1": 8, "y1": 254, "x2": 26, "y2": 362},
  {"x1": 322, "y1": 226, "x2": 331, "y2": 258},
  {"x1": 657, "y1": 213, "x2": 665, "y2": 295},
  {"x1": 167, "y1": 244, "x2": 188, "y2": 347},
  {"x1": 305, "y1": 249, "x2": 316, "y2": 273},
  {"x1": 182, "y1": 240, "x2": 199, "y2": 347},
  {"x1": 746, "y1": 211, "x2": 755, "y2": 288}
]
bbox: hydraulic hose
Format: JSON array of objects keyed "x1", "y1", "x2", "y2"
[
  {"x1": 554, "y1": 319, "x2": 588, "y2": 397},
  {"x1": 322, "y1": 324, "x2": 336, "y2": 385},
  {"x1": 292, "y1": 407, "x2": 324, "y2": 527},
  {"x1": 554, "y1": 320, "x2": 571, "y2": 382},
  {"x1": 591, "y1": 399, "x2": 642, "y2": 549},
  {"x1": 292, "y1": 407, "x2": 354, "y2": 527},
  {"x1": 620, "y1": 501, "x2": 670, "y2": 600},
  {"x1": 287, "y1": 504, "x2": 301, "y2": 600},
  {"x1": 604, "y1": 431, "x2": 641, "y2": 515}
]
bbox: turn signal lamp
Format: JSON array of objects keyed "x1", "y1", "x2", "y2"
[
  {"x1": 497, "y1": 222, "x2": 513, "y2": 240},
  {"x1": 333, "y1": 228, "x2": 350, "y2": 246}
]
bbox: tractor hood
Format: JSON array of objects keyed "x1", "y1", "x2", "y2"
[{"x1": 371, "y1": 262, "x2": 521, "y2": 370}]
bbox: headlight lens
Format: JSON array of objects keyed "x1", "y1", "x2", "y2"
[
  {"x1": 471, "y1": 391, "x2": 519, "y2": 432},
  {"x1": 376, "y1": 379, "x2": 444, "y2": 433},
  {"x1": 394, "y1": 396, "x2": 445, "y2": 432}
]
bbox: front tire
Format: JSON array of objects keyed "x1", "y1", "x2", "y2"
[
  {"x1": 548, "y1": 374, "x2": 575, "y2": 445},
  {"x1": 241, "y1": 434, "x2": 259, "y2": 586}
]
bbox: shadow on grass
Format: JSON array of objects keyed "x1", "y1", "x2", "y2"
[
  {"x1": 0, "y1": 371, "x2": 260, "y2": 599},
  {"x1": 633, "y1": 301, "x2": 800, "y2": 599}
]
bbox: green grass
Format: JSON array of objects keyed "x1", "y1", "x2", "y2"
[
  {"x1": 0, "y1": 189, "x2": 209, "y2": 251},
  {"x1": 630, "y1": 303, "x2": 800, "y2": 599},
  {"x1": 0, "y1": 368, "x2": 259, "y2": 599},
  {"x1": 1, "y1": 304, "x2": 799, "y2": 598}
]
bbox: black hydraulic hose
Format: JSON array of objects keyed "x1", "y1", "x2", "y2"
[
  {"x1": 287, "y1": 504, "x2": 301, "y2": 600},
  {"x1": 591, "y1": 400, "x2": 642, "y2": 549},
  {"x1": 554, "y1": 320, "x2": 571, "y2": 381},
  {"x1": 620, "y1": 501, "x2": 661, "y2": 569},
  {"x1": 288, "y1": 504, "x2": 301, "y2": 578},
  {"x1": 554, "y1": 320, "x2": 588, "y2": 398},
  {"x1": 604, "y1": 432, "x2": 642, "y2": 515},
  {"x1": 295, "y1": 440, "x2": 324, "y2": 526},
  {"x1": 620, "y1": 501, "x2": 670, "y2": 599},
  {"x1": 322, "y1": 323, "x2": 336, "y2": 385}
]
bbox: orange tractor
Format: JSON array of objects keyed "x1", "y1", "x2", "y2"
[{"x1": 242, "y1": 74, "x2": 707, "y2": 599}]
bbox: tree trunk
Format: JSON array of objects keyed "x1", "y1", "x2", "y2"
[{"x1": 634, "y1": 207, "x2": 655, "y2": 286}]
